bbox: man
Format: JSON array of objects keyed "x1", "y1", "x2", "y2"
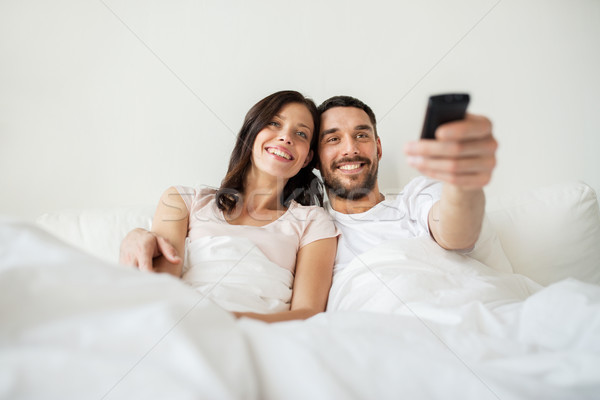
[
  {"x1": 315, "y1": 95, "x2": 496, "y2": 272},
  {"x1": 120, "y1": 95, "x2": 497, "y2": 273}
]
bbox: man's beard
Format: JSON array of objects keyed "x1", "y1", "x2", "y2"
[{"x1": 321, "y1": 156, "x2": 378, "y2": 200}]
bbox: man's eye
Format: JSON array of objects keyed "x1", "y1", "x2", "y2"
[
  {"x1": 357, "y1": 133, "x2": 369, "y2": 139},
  {"x1": 326, "y1": 137, "x2": 339, "y2": 143}
]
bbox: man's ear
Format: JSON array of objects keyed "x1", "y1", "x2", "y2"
[
  {"x1": 303, "y1": 150, "x2": 314, "y2": 168},
  {"x1": 377, "y1": 137, "x2": 382, "y2": 160}
]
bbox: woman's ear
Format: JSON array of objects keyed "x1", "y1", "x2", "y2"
[{"x1": 303, "y1": 150, "x2": 314, "y2": 168}]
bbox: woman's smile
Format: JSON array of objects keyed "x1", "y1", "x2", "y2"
[{"x1": 266, "y1": 146, "x2": 294, "y2": 161}]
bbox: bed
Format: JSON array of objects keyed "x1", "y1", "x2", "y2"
[{"x1": 2, "y1": 181, "x2": 600, "y2": 399}]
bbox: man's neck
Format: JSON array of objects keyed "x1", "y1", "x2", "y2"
[{"x1": 327, "y1": 185, "x2": 385, "y2": 214}]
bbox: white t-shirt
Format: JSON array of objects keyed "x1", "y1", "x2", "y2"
[{"x1": 327, "y1": 177, "x2": 442, "y2": 273}]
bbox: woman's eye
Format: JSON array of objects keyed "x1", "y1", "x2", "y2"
[
  {"x1": 296, "y1": 131, "x2": 307, "y2": 138},
  {"x1": 269, "y1": 121, "x2": 280, "y2": 127}
]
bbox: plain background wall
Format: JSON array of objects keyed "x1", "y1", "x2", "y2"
[{"x1": 1, "y1": 0, "x2": 599, "y2": 220}]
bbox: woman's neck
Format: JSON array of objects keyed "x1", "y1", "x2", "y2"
[
  {"x1": 223, "y1": 169, "x2": 289, "y2": 226},
  {"x1": 242, "y1": 168, "x2": 288, "y2": 211}
]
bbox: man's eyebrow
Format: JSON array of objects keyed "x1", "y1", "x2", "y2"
[
  {"x1": 320, "y1": 124, "x2": 373, "y2": 137},
  {"x1": 320, "y1": 127, "x2": 339, "y2": 137}
]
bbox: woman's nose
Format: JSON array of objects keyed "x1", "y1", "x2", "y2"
[{"x1": 278, "y1": 130, "x2": 294, "y2": 145}]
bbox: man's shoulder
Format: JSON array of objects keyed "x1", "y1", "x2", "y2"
[{"x1": 402, "y1": 176, "x2": 442, "y2": 193}]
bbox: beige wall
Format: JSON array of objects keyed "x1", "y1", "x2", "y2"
[{"x1": 1, "y1": 0, "x2": 599, "y2": 219}]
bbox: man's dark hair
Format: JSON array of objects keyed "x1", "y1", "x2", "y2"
[{"x1": 317, "y1": 95, "x2": 377, "y2": 138}]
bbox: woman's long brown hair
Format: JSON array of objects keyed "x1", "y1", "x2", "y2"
[{"x1": 216, "y1": 90, "x2": 323, "y2": 213}]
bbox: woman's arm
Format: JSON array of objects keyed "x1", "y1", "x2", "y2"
[
  {"x1": 149, "y1": 186, "x2": 189, "y2": 277},
  {"x1": 233, "y1": 236, "x2": 337, "y2": 323}
]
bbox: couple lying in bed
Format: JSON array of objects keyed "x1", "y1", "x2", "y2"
[{"x1": 119, "y1": 90, "x2": 497, "y2": 323}]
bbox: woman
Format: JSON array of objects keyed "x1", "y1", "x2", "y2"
[{"x1": 121, "y1": 91, "x2": 338, "y2": 323}]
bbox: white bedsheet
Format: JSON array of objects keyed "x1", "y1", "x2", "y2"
[{"x1": 1, "y1": 220, "x2": 599, "y2": 399}]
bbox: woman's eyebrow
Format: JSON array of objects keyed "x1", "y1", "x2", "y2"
[{"x1": 275, "y1": 114, "x2": 311, "y2": 130}]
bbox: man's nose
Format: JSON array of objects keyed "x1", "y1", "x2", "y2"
[{"x1": 341, "y1": 140, "x2": 359, "y2": 156}]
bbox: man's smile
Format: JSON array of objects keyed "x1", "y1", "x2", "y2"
[
  {"x1": 337, "y1": 162, "x2": 364, "y2": 173},
  {"x1": 332, "y1": 157, "x2": 371, "y2": 175}
]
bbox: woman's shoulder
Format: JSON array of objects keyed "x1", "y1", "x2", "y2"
[
  {"x1": 174, "y1": 185, "x2": 218, "y2": 211},
  {"x1": 287, "y1": 202, "x2": 339, "y2": 247},
  {"x1": 288, "y1": 201, "x2": 333, "y2": 222},
  {"x1": 174, "y1": 185, "x2": 217, "y2": 196}
]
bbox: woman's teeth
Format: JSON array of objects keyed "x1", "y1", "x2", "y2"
[{"x1": 267, "y1": 148, "x2": 291, "y2": 160}]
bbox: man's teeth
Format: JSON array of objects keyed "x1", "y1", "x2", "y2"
[
  {"x1": 339, "y1": 163, "x2": 361, "y2": 170},
  {"x1": 267, "y1": 148, "x2": 291, "y2": 160}
]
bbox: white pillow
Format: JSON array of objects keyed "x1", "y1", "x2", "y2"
[
  {"x1": 36, "y1": 205, "x2": 154, "y2": 264},
  {"x1": 466, "y1": 214, "x2": 514, "y2": 274},
  {"x1": 486, "y1": 181, "x2": 600, "y2": 286},
  {"x1": 34, "y1": 181, "x2": 600, "y2": 288},
  {"x1": 35, "y1": 205, "x2": 513, "y2": 275}
]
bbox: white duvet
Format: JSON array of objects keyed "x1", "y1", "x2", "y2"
[{"x1": 1, "y1": 220, "x2": 599, "y2": 400}]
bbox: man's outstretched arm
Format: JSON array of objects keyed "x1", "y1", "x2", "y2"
[{"x1": 404, "y1": 113, "x2": 497, "y2": 250}]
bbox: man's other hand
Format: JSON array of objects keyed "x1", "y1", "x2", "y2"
[{"x1": 119, "y1": 228, "x2": 182, "y2": 272}]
